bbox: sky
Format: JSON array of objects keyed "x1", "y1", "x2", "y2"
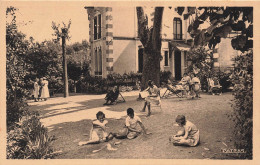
[{"x1": 6, "y1": 2, "x2": 90, "y2": 44}]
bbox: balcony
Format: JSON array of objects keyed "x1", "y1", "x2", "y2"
[{"x1": 173, "y1": 33, "x2": 183, "y2": 40}]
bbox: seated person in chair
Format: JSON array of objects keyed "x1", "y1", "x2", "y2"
[
  {"x1": 208, "y1": 77, "x2": 222, "y2": 95},
  {"x1": 190, "y1": 73, "x2": 201, "y2": 99},
  {"x1": 104, "y1": 86, "x2": 119, "y2": 105},
  {"x1": 179, "y1": 73, "x2": 191, "y2": 97}
]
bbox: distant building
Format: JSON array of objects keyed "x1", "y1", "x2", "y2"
[{"x1": 85, "y1": 6, "x2": 236, "y2": 79}]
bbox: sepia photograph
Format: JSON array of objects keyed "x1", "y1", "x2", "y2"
[{"x1": 1, "y1": 0, "x2": 259, "y2": 164}]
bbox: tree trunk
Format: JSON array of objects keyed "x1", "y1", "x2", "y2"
[
  {"x1": 141, "y1": 49, "x2": 161, "y2": 89},
  {"x1": 137, "y1": 7, "x2": 164, "y2": 90},
  {"x1": 62, "y1": 29, "x2": 69, "y2": 97}
]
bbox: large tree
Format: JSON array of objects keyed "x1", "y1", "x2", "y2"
[
  {"x1": 52, "y1": 21, "x2": 71, "y2": 97},
  {"x1": 136, "y1": 7, "x2": 164, "y2": 89}
]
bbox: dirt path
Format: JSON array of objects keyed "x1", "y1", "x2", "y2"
[{"x1": 28, "y1": 91, "x2": 236, "y2": 159}]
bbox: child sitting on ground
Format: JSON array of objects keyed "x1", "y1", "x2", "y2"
[
  {"x1": 169, "y1": 115, "x2": 200, "y2": 147},
  {"x1": 78, "y1": 111, "x2": 114, "y2": 146},
  {"x1": 115, "y1": 108, "x2": 151, "y2": 139}
]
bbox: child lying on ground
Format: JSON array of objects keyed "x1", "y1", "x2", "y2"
[
  {"x1": 115, "y1": 108, "x2": 151, "y2": 139},
  {"x1": 169, "y1": 115, "x2": 200, "y2": 147},
  {"x1": 78, "y1": 111, "x2": 114, "y2": 146}
]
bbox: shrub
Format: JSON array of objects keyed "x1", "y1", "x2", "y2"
[
  {"x1": 6, "y1": 97, "x2": 28, "y2": 130},
  {"x1": 7, "y1": 111, "x2": 55, "y2": 159},
  {"x1": 230, "y1": 51, "x2": 253, "y2": 159},
  {"x1": 186, "y1": 47, "x2": 214, "y2": 91},
  {"x1": 218, "y1": 71, "x2": 233, "y2": 92}
]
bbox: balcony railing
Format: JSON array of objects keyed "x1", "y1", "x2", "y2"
[{"x1": 173, "y1": 33, "x2": 183, "y2": 40}]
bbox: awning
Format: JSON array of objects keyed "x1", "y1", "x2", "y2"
[
  {"x1": 169, "y1": 41, "x2": 191, "y2": 52},
  {"x1": 176, "y1": 45, "x2": 191, "y2": 51}
]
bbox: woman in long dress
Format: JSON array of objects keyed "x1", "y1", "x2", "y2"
[
  {"x1": 32, "y1": 78, "x2": 39, "y2": 102},
  {"x1": 40, "y1": 77, "x2": 50, "y2": 101}
]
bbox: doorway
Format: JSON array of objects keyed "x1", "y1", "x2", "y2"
[{"x1": 174, "y1": 50, "x2": 182, "y2": 80}]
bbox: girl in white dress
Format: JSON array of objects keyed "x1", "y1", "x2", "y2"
[
  {"x1": 32, "y1": 78, "x2": 39, "y2": 102},
  {"x1": 78, "y1": 111, "x2": 114, "y2": 146},
  {"x1": 40, "y1": 77, "x2": 50, "y2": 101}
]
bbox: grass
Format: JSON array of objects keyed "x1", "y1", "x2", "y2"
[{"x1": 29, "y1": 91, "x2": 240, "y2": 159}]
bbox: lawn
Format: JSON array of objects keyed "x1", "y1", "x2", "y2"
[{"x1": 28, "y1": 91, "x2": 238, "y2": 159}]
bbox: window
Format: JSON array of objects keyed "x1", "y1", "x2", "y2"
[
  {"x1": 94, "y1": 47, "x2": 102, "y2": 76},
  {"x1": 98, "y1": 47, "x2": 102, "y2": 75},
  {"x1": 164, "y1": 51, "x2": 169, "y2": 66},
  {"x1": 173, "y1": 18, "x2": 182, "y2": 40},
  {"x1": 94, "y1": 14, "x2": 102, "y2": 40},
  {"x1": 95, "y1": 49, "x2": 98, "y2": 74}
]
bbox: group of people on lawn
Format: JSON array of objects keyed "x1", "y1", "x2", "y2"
[
  {"x1": 32, "y1": 77, "x2": 50, "y2": 102},
  {"x1": 79, "y1": 108, "x2": 200, "y2": 147},
  {"x1": 79, "y1": 79, "x2": 200, "y2": 147}
]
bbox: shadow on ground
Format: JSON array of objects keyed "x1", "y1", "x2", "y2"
[{"x1": 28, "y1": 92, "x2": 238, "y2": 159}]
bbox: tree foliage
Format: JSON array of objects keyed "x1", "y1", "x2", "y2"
[
  {"x1": 26, "y1": 41, "x2": 63, "y2": 79},
  {"x1": 177, "y1": 7, "x2": 253, "y2": 51},
  {"x1": 230, "y1": 51, "x2": 253, "y2": 159},
  {"x1": 6, "y1": 6, "x2": 31, "y2": 126},
  {"x1": 186, "y1": 47, "x2": 214, "y2": 90}
]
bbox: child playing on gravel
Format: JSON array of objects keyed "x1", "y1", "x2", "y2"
[
  {"x1": 115, "y1": 108, "x2": 151, "y2": 139},
  {"x1": 169, "y1": 115, "x2": 200, "y2": 147},
  {"x1": 78, "y1": 111, "x2": 114, "y2": 146}
]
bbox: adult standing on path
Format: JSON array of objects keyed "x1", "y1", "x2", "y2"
[
  {"x1": 40, "y1": 77, "x2": 50, "y2": 101},
  {"x1": 140, "y1": 80, "x2": 160, "y2": 117},
  {"x1": 32, "y1": 78, "x2": 39, "y2": 102},
  {"x1": 38, "y1": 77, "x2": 44, "y2": 101}
]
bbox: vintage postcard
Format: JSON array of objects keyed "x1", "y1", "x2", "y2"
[{"x1": 0, "y1": 0, "x2": 259, "y2": 165}]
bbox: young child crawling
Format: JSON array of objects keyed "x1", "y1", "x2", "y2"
[{"x1": 169, "y1": 115, "x2": 200, "y2": 147}]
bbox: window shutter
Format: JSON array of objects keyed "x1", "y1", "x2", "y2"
[
  {"x1": 98, "y1": 14, "x2": 101, "y2": 39},
  {"x1": 94, "y1": 17, "x2": 97, "y2": 40}
]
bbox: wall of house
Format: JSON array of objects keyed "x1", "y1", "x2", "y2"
[
  {"x1": 113, "y1": 7, "x2": 137, "y2": 38},
  {"x1": 217, "y1": 38, "x2": 238, "y2": 71},
  {"x1": 161, "y1": 7, "x2": 190, "y2": 41},
  {"x1": 113, "y1": 39, "x2": 137, "y2": 74},
  {"x1": 88, "y1": 7, "x2": 108, "y2": 77}
]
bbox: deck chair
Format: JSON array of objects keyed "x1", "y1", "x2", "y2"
[
  {"x1": 116, "y1": 92, "x2": 126, "y2": 103},
  {"x1": 104, "y1": 87, "x2": 126, "y2": 105},
  {"x1": 161, "y1": 83, "x2": 184, "y2": 98},
  {"x1": 207, "y1": 78, "x2": 222, "y2": 95}
]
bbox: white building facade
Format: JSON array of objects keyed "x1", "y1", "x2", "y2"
[{"x1": 85, "y1": 6, "x2": 236, "y2": 80}]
